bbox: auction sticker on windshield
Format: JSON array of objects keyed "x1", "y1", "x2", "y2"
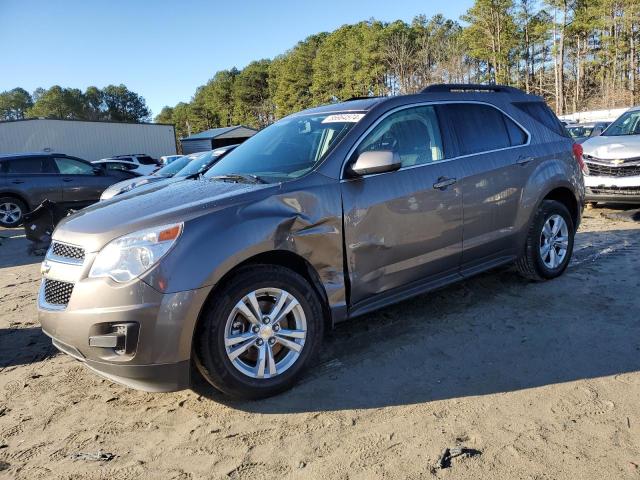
[{"x1": 322, "y1": 113, "x2": 365, "y2": 123}]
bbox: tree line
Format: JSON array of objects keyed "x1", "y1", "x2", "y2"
[
  {"x1": 157, "y1": 0, "x2": 639, "y2": 139},
  {"x1": 0, "y1": 85, "x2": 151, "y2": 123}
]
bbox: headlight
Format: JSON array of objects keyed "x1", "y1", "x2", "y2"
[{"x1": 89, "y1": 223, "x2": 183, "y2": 282}]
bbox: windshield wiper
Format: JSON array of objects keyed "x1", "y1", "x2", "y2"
[{"x1": 210, "y1": 173, "x2": 266, "y2": 184}]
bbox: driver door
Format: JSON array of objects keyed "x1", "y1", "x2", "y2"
[
  {"x1": 341, "y1": 105, "x2": 464, "y2": 306},
  {"x1": 53, "y1": 157, "x2": 112, "y2": 208}
]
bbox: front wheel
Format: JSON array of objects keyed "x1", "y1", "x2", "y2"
[
  {"x1": 516, "y1": 200, "x2": 575, "y2": 281},
  {"x1": 194, "y1": 265, "x2": 324, "y2": 399}
]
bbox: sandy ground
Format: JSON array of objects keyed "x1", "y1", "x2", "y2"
[{"x1": 1, "y1": 205, "x2": 639, "y2": 480}]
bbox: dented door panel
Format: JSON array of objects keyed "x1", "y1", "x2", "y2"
[{"x1": 341, "y1": 163, "x2": 463, "y2": 305}]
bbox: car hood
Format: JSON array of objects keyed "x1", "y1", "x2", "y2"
[
  {"x1": 100, "y1": 175, "x2": 167, "y2": 199},
  {"x1": 53, "y1": 179, "x2": 274, "y2": 252},
  {"x1": 582, "y1": 134, "x2": 640, "y2": 159}
]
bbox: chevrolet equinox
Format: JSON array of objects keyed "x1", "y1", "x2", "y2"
[{"x1": 38, "y1": 84, "x2": 585, "y2": 399}]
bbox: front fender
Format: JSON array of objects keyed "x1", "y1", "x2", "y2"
[{"x1": 142, "y1": 175, "x2": 346, "y2": 310}]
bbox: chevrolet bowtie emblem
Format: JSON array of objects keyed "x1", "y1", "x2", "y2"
[
  {"x1": 611, "y1": 159, "x2": 625, "y2": 165},
  {"x1": 41, "y1": 261, "x2": 51, "y2": 275}
]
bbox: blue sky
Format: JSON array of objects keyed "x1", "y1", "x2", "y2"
[{"x1": 0, "y1": 0, "x2": 474, "y2": 117}]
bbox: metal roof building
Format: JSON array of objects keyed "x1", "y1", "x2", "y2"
[
  {"x1": 0, "y1": 118, "x2": 177, "y2": 161},
  {"x1": 180, "y1": 125, "x2": 257, "y2": 154}
]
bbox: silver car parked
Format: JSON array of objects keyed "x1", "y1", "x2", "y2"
[{"x1": 38, "y1": 84, "x2": 584, "y2": 399}]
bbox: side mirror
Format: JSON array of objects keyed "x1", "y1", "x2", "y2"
[
  {"x1": 93, "y1": 167, "x2": 104, "y2": 176},
  {"x1": 350, "y1": 150, "x2": 401, "y2": 177}
]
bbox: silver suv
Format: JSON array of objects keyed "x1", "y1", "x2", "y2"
[{"x1": 38, "y1": 85, "x2": 584, "y2": 399}]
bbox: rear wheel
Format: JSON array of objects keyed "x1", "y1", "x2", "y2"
[
  {"x1": 516, "y1": 200, "x2": 575, "y2": 281},
  {"x1": 0, "y1": 197, "x2": 27, "y2": 227},
  {"x1": 195, "y1": 265, "x2": 324, "y2": 399}
]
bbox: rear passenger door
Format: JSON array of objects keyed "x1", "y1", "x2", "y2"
[
  {"x1": 440, "y1": 103, "x2": 531, "y2": 272},
  {"x1": 3, "y1": 156, "x2": 63, "y2": 208}
]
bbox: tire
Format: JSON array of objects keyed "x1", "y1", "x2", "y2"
[
  {"x1": 0, "y1": 197, "x2": 27, "y2": 228},
  {"x1": 194, "y1": 265, "x2": 324, "y2": 399},
  {"x1": 516, "y1": 200, "x2": 575, "y2": 281}
]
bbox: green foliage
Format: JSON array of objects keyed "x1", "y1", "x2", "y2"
[
  {"x1": 0, "y1": 88, "x2": 33, "y2": 120},
  {"x1": 0, "y1": 85, "x2": 151, "y2": 123}
]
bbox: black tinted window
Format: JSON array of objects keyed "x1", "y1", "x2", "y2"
[
  {"x1": 504, "y1": 116, "x2": 527, "y2": 145},
  {"x1": 514, "y1": 101, "x2": 568, "y2": 137},
  {"x1": 6, "y1": 157, "x2": 46, "y2": 174},
  {"x1": 446, "y1": 104, "x2": 512, "y2": 155},
  {"x1": 137, "y1": 156, "x2": 157, "y2": 165}
]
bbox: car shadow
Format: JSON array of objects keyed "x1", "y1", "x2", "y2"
[
  {"x1": 193, "y1": 226, "x2": 640, "y2": 413},
  {"x1": 0, "y1": 327, "x2": 56, "y2": 370},
  {"x1": 0, "y1": 228, "x2": 44, "y2": 268}
]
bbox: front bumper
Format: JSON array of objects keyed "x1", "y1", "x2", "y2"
[
  {"x1": 38, "y1": 258, "x2": 210, "y2": 392},
  {"x1": 584, "y1": 174, "x2": 640, "y2": 203}
]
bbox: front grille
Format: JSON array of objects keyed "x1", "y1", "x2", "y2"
[
  {"x1": 586, "y1": 162, "x2": 640, "y2": 177},
  {"x1": 51, "y1": 242, "x2": 85, "y2": 261},
  {"x1": 43, "y1": 279, "x2": 74, "y2": 306},
  {"x1": 588, "y1": 186, "x2": 640, "y2": 196}
]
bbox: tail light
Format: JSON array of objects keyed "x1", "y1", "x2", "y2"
[{"x1": 572, "y1": 143, "x2": 588, "y2": 175}]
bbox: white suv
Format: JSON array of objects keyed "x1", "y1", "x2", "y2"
[{"x1": 92, "y1": 154, "x2": 160, "y2": 176}]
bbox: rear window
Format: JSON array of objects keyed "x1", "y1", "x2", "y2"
[
  {"x1": 445, "y1": 104, "x2": 524, "y2": 156},
  {"x1": 5, "y1": 157, "x2": 47, "y2": 174},
  {"x1": 514, "y1": 101, "x2": 569, "y2": 137}
]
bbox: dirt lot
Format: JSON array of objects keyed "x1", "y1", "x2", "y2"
[{"x1": 1, "y1": 206, "x2": 639, "y2": 480}]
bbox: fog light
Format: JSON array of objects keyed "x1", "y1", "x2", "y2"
[{"x1": 88, "y1": 322, "x2": 138, "y2": 356}]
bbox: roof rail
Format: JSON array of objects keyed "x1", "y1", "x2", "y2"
[
  {"x1": 344, "y1": 96, "x2": 383, "y2": 102},
  {"x1": 421, "y1": 84, "x2": 526, "y2": 95}
]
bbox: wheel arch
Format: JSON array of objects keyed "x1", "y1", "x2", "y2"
[
  {"x1": 190, "y1": 249, "x2": 332, "y2": 358},
  {"x1": 541, "y1": 186, "x2": 580, "y2": 228},
  {"x1": 0, "y1": 191, "x2": 31, "y2": 211}
]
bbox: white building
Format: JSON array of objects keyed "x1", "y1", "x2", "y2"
[{"x1": 0, "y1": 118, "x2": 177, "y2": 161}]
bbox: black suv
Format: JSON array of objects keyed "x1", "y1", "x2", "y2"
[{"x1": 0, "y1": 153, "x2": 134, "y2": 227}]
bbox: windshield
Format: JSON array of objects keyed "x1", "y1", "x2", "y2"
[
  {"x1": 603, "y1": 110, "x2": 640, "y2": 136},
  {"x1": 175, "y1": 150, "x2": 220, "y2": 176},
  {"x1": 204, "y1": 113, "x2": 361, "y2": 182},
  {"x1": 567, "y1": 126, "x2": 593, "y2": 139},
  {"x1": 154, "y1": 156, "x2": 190, "y2": 176}
]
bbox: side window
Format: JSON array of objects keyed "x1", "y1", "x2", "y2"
[
  {"x1": 513, "y1": 101, "x2": 569, "y2": 137},
  {"x1": 504, "y1": 115, "x2": 528, "y2": 146},
  {"x1": 357, "y1": 106, "x2": 445, "y2": 168},
  {"x1": 106, "y1": 162, "x2": 137, "y2": 171},
  {"x1": 54, "y1": 157, "x2": 94, "y2": 175},
  {"x1": 6, "y1": 157, "x2": 46, "y2": 174},
  {"x1": 445, "y1": 104, "x2": 513, "y2": 156},
  {"x1": 137, "y1": 155, "x2": 157, "y2": 165}
]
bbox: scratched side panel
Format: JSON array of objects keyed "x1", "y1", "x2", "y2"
[{"x1": 145, "y1": 173, "x2": 347, "y2": 313}]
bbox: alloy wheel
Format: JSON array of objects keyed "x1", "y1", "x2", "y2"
[
  {"x1": 0, "y1": 202, "x2": 22, "y2": 225},
  {"x1": 224, "y1": 288, "x2": 307, "y2": 379},
  {"x1": 539, "y1": 214, "x2": 569, "y2": 269}
]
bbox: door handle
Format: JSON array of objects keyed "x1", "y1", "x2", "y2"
[
  {"x1": 11, "y1": 180, "x2": 25, "y2": 184},
  {"x1": 62, "y1": 178, "x2": 73, "y2": 182},
  {"x1": 433, "y1": 177, "x2": 457, "y2": 190},
  {"x1": 516, "y1": 156, "x2": 534, "y2": 166}
]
